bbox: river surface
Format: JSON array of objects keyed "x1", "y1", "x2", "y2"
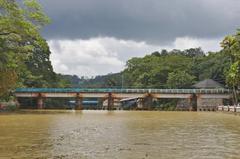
[{"x1": 0, "y1": 111, "x2": 240, "y2": 159}]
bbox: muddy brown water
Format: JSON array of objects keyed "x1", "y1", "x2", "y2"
[{"x1": 0, "y1": 111, "x2": 240, "y2": 159}]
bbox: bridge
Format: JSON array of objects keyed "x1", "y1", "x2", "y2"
[{"x1": 15, "y1": 88, "x2": 232, "y2": 111}]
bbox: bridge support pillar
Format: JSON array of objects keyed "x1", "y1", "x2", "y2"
[
  {"x1": 107, "y1": 93, "x2": 114, "y2": 110},
  {"x1": 191, "y1": 94, "x2": 197, "y2": 111},
  {"x1": 187, "y1": 98, "x2": 193, "y2": 111},
  {"x1": 37, "y1": 96, "x2": 44, "y2": 109},
  {"x1": 186, "y1": 94, "x2": 197, "y2": 111},
  {"x1": 75, "y1": 93, "x2": 83, "y2": 110},
  {"x1": 98, "y1": 98, "x2": 103, "y2": 110},
  {"x1": 143, "y1": 94, "x2": 153, "y2": 110},
  {"x1": 196, "y1": 95, "x2": 203, "y2": 111}
]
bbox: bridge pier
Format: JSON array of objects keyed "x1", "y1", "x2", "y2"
[
  {"x1": 187, "y1": 97, "x2": 194, "y2": 111},
  {"x1": 98, "y1": 98, "x2": 103, "y2": 110},
  {"x1": 143, "y1": 94, "x2": 153, "y2": 110},
  {"x1": 75, "y1": 93, "x2": 83, "y2": 110},
  {"x1": 187, "y1": 95, "x2": 197, "y2": 111},
  {"x1": 37, "y1": 95, "x2": 44, "y2": 109},
  {"x1": 191, "y1": 94, "x2": 198, "y2": 111},
  {"x1": 107, "y1": 93, "x2": 114, "y2": 110}
]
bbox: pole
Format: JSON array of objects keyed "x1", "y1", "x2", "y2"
[{"x1": 121, "y1": 73, "x2": 124, "y2": 89}]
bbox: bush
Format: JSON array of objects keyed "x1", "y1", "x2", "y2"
[
  {"x1": 0, "y1": 101, "x2": 18, "y2": 112},
  {"x1": 5, "y1": 103, "x2": 18, "y2": 111}
]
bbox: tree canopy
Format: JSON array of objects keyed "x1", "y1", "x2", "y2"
[
  {"x1": 221, "y1": 30, "x2": 240, "y2": 104},
  {"x1": 120, "y1": 48, "x2": 231, "y2": 89},
  {"x1": 0, "y1": 0, "x2": 65, "y2": 99}
]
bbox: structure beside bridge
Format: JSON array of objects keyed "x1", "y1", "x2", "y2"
[{"x1": 14, "y1": 88, "x2": 232, "y2": 111}]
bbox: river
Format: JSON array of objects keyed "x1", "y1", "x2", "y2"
[{"x1": 0, "y1": 111, "x2": 240, "y2": 159}]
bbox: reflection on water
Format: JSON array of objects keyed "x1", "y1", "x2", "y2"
[{"x1": 0, "y1": 111, "x2": 240, "y2": 159}]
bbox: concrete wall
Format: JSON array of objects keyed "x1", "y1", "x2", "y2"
[
  {"x1": 197, "y1": 98, "x2": 223, "y2": 111},
  {"x1": 176, "y1": 99, "x2": 192, "y2": 111}
]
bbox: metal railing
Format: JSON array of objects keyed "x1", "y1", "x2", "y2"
[{"x1": 15, "y1": 88, "x2": 231, "y2": 94}]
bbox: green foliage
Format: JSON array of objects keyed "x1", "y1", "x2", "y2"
[
  {"x1": 5, "y1": 102, "x2": 18, "y2": 111},
  {"x1": 22, "y1": 40, "x2": 60, "y2": 88},
  {"x1": 220, "y1": 29, "x2": 240, "y2": 104},
  {"x1": 167, "y1": 71, "x2": 196, "y2": 88},
  {"x1": 23, "y1": 0, "x2": 50, "y2": 27},
  {"x1": 0, "y1": 0, "x2": 50, "y2": 67},
  {"x1": 192, "y1": 52, "x2": 231, "y2": 82},
  {"x1": 122, "y1": 48, "x2": 223, "y2": 89},
  {"x1": 226, "y1": 61, "x2": 240, "y2": 87},
  {"x1": 0, "y1": 101, "x2": 18, "y2": 111},
  {"x1": 0, "y1": 68, "x2": 17, "y2": 97},
  {"x1": 59, "y1": 73, "x2": 126, "y2": 89},
  {"x1": 0, "y1": 0, "x2": 66, "y2": 99}
]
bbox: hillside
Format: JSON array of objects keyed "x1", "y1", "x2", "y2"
[{"x1": 60, "y1": 48, "x2": 231, "y2": 89}]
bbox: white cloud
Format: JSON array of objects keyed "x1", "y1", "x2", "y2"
[
  {"x1": 173, "y1": 37, "x2": 222, "y2": 52},
  {"x1": 48, "y1": 36, "x2": 222, "y2": 77}
]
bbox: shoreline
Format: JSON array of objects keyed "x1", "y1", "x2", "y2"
[
  {"x1": 217, "y1": 111, "x2": 240, "y2": 116},
  {"x1": 1, "y1": 109, "x2": 240, "y2": 116},
  {"x1": 0, "y1": 109, "x2": 222, "y2": 114}
]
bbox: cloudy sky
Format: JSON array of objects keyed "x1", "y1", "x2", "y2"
[{"x1": 38, "y1": 0, "x2": 240, "y2": 77}]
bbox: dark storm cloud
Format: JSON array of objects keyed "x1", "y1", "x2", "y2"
[{"x1": 39, "y1": 0, "x2": 240, "y2": 43}]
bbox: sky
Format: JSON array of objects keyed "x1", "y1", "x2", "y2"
[{"x1": 38, "y1": 0, "x2": 240, "y2": 77}]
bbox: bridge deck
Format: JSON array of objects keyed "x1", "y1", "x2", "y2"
[{"x1": 15, "y1": 88, "x2": 231, "y2": 94}]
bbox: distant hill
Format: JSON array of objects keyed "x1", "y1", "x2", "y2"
[{"x1": 58, "y1": 73, "x2": 123, "y2": 88}]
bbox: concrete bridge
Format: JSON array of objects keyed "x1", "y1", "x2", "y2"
[{"x1": 15, "y1": 88, "x2": 232, "y2": 111}]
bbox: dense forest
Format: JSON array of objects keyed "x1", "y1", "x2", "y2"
[{"x1": 0, "y1": 0, "x2": 239, "y2": 105}]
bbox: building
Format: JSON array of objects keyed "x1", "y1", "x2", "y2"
[{"x1": 193, "y1": 79, "x2": 225, "y2": 111}]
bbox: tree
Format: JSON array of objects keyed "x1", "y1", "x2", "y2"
[
  {"x1": 151, "y1": 51, "x2": 161, "y2": 57},
  {"x1": 226, "y1": 61, "x2": 240, "y2": 89},
  {"x1": 0, "y1": 0, "x2": 50, "y2": 98},
  {"x1": 0, "y1": 69, "x2": 17, "y2": 98},
  {"x1": 191, "y1": 52, "x2": 231, "y2": 84},
  {"x1": 122, "y1": 49, "x2": 196, "y2": 88},
  {"x1": 0, "y1": 0, "x2": 50, "y2": 66},
  {"x1": 184, "y1": 47, "x2": 205, "y2": 58},
  {"x1": 23, "y1": 40, "x2": 59, "y2": 87},
  {"x1": 166, "y1": 71, "x2": 196, "y2": 88},
  {"x1": 160, "y1": 49, "x2": 168, "y2": 56},
  {"x1": 221, "y1": 30, "x2": 240, "y2": 104}
]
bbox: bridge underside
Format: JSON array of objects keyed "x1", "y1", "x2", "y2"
[
  {"x1": 15, "y1": 91, "x2": 231, "y2": 111},
  {"x1": 15, "y1": 92, "x2": 195, "y2": 99}
]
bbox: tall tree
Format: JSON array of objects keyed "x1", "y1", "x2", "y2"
[
  {"x1": 0, "y1": 0, "x2": 50, "y2": 98},
  {"x1": 166, "y1": 71, "x2": 196, "y2": 88},
  {"x1": 221, "y1": 30, "x2": 240, "y2": 104}
]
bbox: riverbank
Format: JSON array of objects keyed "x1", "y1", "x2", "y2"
[
  {"x1": 0, "y1": 109, "x2": 80, "y2": 115},
  {"x1": 218, "y1": 111, "x2": 240, "y2": 116},
  {"x1": 0, "y1": 101, "x2": 19, "y2": 112},
  {"x1": 2, "y1": 107, "x2": 240, "y2": 115}
]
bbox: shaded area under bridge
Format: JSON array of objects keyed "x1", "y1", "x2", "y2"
[{"x1": 14, "y1": 88, "x2": 232, "y2": 111}]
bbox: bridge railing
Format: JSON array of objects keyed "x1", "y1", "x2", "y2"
[{"x1": 15, "y1": 88, "x2": 231, "y2": 94}]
